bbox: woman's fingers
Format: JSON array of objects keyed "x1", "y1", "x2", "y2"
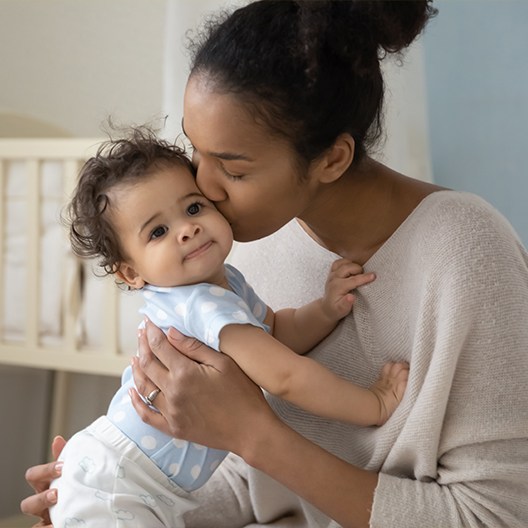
[
  {"x1": 130, "y1": 355, "x2": 163, "y2": 406},
  {"x1": 128, "y1": 386, "x2": 172, "y2": 436},
  {"x1": 51, "y1": 436, "x2": 66, "y2": 460},
  {"x1": 135, "y1": 320, "x2": 224, "y2": 394},
  {"x1": 20, "y1": 487, "x2": 56, "y2": 523},
  {"x1": 24, "y1": 461, "x2": 62, "y2": 494},
  {"x1": 135, "y1": 323, "x2": 171, "y2": 390},
  {"x1": 20, "y1": 436, "x2": 66, "y2": 525},
  {"x1": 166, "y1": 326, "x2": 224, "y2": 366}
]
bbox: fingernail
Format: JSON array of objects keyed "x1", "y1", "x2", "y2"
[
  {"x1": 54, "y1": 461, "x2": 64, "y2": 474},
  {"x1": 46, "y1": 489, "x2": 58, "y2": 503}
]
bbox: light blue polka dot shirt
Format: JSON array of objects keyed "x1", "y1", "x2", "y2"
[{"x1": 107, "y1": 264, "x2": 269, "y2": 491}]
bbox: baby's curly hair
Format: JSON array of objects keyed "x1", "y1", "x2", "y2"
[{"x1": 65, "y1": 126, "x2": 194, "y2": 275}]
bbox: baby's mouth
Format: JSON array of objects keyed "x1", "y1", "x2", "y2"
[{"x1": 184, "y1": 241, "x2": 213, "y2": 260}]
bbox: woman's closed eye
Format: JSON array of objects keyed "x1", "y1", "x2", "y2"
[{"x1": 219, "y1": 163, "x2": 244, "y2": 181}]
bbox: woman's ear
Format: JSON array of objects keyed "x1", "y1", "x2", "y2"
[
  {"x1": 315, "y1": 133, "x2": 355, "y2": 184},
  {"x1": 115, "y1": 262, "x2": 145, "y2": 289}
]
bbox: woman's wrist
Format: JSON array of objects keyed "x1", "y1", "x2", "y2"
[
  {"x1": 235, "y1": 407, "x2": 378, "y2": 528},
  {"x1": 236, "y1": 406, "x2": 285, "y2": 469}
]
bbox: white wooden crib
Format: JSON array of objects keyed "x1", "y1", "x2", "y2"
[
  {"x1": 0, "y1": 137, "x2": 154, "y2": 527},
  {"x1": 0, "y1": 138, "x2": 144, "y2": 441}
]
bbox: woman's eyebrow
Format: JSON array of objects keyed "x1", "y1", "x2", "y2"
[
  {"x1": 181, "y1": 118, "x2": 254, "y2": 162},
  {"x1": 209, "y1": 151, "x2": 253, "y2": 162}
]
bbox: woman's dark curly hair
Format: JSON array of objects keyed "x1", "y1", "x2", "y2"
[
  {"x1": 65, "y1": 126, "x2": 193, "y2": 275},
  {"x1": 189, "y1": 0, "x2": 437, "y2": 167}
]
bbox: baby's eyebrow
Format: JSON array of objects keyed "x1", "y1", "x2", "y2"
[
  {"x1": 139, "y1": 212, "x2": 161, "y2": 235},
  {"x1": 180, "y1": 191, "x2": 206, "y2": 202}
]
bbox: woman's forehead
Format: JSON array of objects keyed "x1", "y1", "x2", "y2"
[{"x1": 183, "y1": 80, "x2": 286, "y2": 159}]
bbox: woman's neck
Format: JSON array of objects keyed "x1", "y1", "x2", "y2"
[{"x1": 298, "y1": 158, "x2": 444, "y2": 265}]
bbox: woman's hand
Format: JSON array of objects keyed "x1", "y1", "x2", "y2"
[
  {"x1": 130, "y1": 319, "x2": 278, "y2": 457},
  {"x1": 20, "y1": 435, "x2": 66, "y2": 527}
]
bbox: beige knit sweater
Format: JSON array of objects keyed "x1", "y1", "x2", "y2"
[{"x1": 187, "y1": 191, "x2": 528, "y2": 528}]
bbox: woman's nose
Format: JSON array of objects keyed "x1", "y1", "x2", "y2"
[{"x1": 195, "y1": 160, "x2": 228, "y2": 203}]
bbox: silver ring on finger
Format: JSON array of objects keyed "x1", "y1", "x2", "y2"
[{"x1": 145, "y1": 387, "x2": 161, "y2": 406}]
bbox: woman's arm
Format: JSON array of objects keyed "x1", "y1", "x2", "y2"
[
  {"x1": 130, "y1": 322, "x2": 378, "y2": 528},
  {"x1": 247, "y1": 416, "x2": 379, "y2": 528}
]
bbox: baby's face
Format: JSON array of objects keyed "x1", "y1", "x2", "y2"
[{"x1": 110, "y1": 165, "x2": 233, "y2": 288}]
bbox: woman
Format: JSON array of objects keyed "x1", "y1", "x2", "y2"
[{"x1": 22, "y1": 1, "x2": 528, "y2": 527}]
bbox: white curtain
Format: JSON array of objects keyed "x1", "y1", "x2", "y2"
[
  {"x1": 162, "y1": 0, "x2": 433, "y2": 183},
  {"x1": 380, "y1": 42, "x2": 433, "y2": 183}
]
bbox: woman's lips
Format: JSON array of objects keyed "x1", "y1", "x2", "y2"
[{"x1": 184, "y1": 241, "x2": 213, "y2": 260}]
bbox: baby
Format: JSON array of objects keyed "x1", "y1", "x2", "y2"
[{"x1": 51, "y1": 127, "x2": 408, "y2": 526}]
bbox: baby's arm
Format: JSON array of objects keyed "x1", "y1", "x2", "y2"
[
  {"x1": 270, "y1": 259, "x2": 375, "y2": 354},
  {"x1": 219, "y1": 323, "x2": 407, "y2": 427}
]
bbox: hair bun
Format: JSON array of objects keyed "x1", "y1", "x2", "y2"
[{"x1": 348, "y1": 0, "x2": 437, "y2": 55}]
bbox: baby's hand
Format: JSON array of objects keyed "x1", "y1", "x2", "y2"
[
  {"x1": 369, "y1": 362, "x2": 409, "y2": 425},
  {"x1": 322, "y1": 259, "x2": 376, "y2": 321}
]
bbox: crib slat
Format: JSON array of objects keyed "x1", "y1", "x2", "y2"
[
  {"x1": 104, "y1": 280, "x2": 120, "y2": 356},
  {"x1": 0, "y1": 161, "x2": 5, "y2": 339},
  {"x1": 62, "y1": 160, "x2": 82, "y2": 352},
  {"x1": 0, "y1": 139, "x2": 101, "y2": 159},
  {"x1": 27, "y1": 160, "x2": 40, "y2": 347}
]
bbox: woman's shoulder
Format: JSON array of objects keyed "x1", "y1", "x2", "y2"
[
  {"x1": 412, "y1": 190, "x2": 522, "y2": 245},
  {"x1": 417, "y1": 189, "x2": 499, "y2": 220},
  {"x1": 406, "y1": 190, "x2": 528, "y2": 277}
]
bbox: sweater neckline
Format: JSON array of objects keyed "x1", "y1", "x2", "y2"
[{"x1": 292, "y1": 190, "x2": 457, "y2": 267}]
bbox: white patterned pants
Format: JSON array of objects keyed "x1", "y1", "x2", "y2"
[{"x1": 50, "y1": 416, "x2": 199, "y2": 528}]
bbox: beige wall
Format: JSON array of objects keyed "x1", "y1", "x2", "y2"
[{"x1": 0, "y1": 0, "x2": 165, "y2": 137}]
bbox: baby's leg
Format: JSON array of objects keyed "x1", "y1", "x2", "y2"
[
  {"x1": 369, "y1": 362, "x2": 409, "y2": 425},
  {"x1": 51, "y1": 416, "x2": 198, "y2": 527}
]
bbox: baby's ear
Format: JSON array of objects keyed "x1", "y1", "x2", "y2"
[{"x1": 115, "y1": 263, "x2": 145, "y2": 289}]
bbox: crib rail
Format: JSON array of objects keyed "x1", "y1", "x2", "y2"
[{"x1": 0, "y1": 139, "x2": 129, "y2": 376}]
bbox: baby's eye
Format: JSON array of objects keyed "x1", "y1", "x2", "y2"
[
  {"x1": 150, "y1": 226, "x2": 168, "y2": 240},
  {"x1": 187, "y1": 202, "x2": 202, "y2": 216}
]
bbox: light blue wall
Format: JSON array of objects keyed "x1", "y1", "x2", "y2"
[{"x1": 423, "y1": 0, "x2": 528, "y2": 246}]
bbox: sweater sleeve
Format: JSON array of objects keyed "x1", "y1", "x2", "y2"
[
  {"x1": 373, "y1": 438, "x2": 528, "y2": 527},
  {"x1": 370, "y1": 195, "x2": 528, "y2": 528}
]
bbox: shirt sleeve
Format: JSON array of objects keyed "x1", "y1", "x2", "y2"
[
  {"x1": 225, "y1": 263, "x2": 269, "y2": 325},
  {"x1": 372, "y1": 438, "x2": 528, "y2": 527},
  {"x1": 140, "y1": 283, "x2": 267, "y2": 353},
  {"x1": 184, "y1": 284, "x2": 267, "y2": 351}
]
